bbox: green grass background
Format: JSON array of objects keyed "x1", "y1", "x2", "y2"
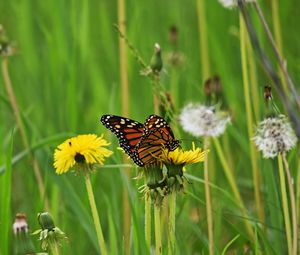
[{"x1": 0, "y1": 0, "x2": 300, "y2": 254}]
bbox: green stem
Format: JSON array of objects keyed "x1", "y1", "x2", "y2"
[
  {"x1": 254, "y1": 2, "x2": 300, "y2": 110},
  {"x1": 239, "y1": 14, "x2": 264, "y2": 223},
  {"x1": 49, "y1": 239, "x2": 60, "y2": 255},
  {"x1": 278, "y1": 154, "x2": 292, "y2": 255},
  {"x1": 84, "y1": 172, "x2": 108, "y2": 255},
  {"x1": 145, "y1": 195, "x2": 151, "y2": 251},
  {"x1": 204, "y1": 137, "x2": 214, "y2": 255},
  {"x1": 196, "y1": 0, "x2": 210, "y2": 80},
  {"x1": 296, "y1": 159, "x2": 300, "y2": 251},
  {"x1": 154, "y1": 205, "x2": 162, "y2": 255},
  {"x1": 1, "y1": 58, "x2": 48, "y2": 210},
  {"x1": 246, "y1": 37, "x2": 260, "y2": 122},
  {"x1": 118, "y1": 1, "x2": 131, "y2": 252},
  {"x1": 152, "y1": 75, "x2": 160, "y2": 115},
  {"x1": 271, "y1": 0, "x2": 288, "y2": 94},
  {"x1": 168, "y1": 192, "x2": 176, "y2": 255},
  {"x1": 171, "y1": 69, "x2": 178, "y2": 109},
  {"x1": 213, "y1": 138, "x2": 254, "y2": 239},
  {"x1": 282, "y1": 154, "x2": 297, "y2": 255}
]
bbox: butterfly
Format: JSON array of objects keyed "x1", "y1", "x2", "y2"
[{"x1": 100, "y1": 114, "x2": 180, "y2": 166}]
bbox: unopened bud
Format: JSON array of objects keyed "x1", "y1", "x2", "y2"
[
  {"x1": 13, "y1": 213, "x2": 28, "y2": 234},
  {"x1": 38, "y1": 212, "x2": 55, "y2": 230},
  {"x1": 150, "y1": 43, "x2": 163, "y2": 73},
  {"x1": 12, "y1": 213, "x2": 35, "y2": 254},
  {"x1": 264, "y1": 86, "x2": 272, "y2": 101},
  {"x1": 169, "y1": 25, "x2": 178, "y2": 45}
]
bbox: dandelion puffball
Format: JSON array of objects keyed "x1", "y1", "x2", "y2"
[
  {"x1": 179, "y1": 104, "x2": 230, "y2": 137},
  {"x1": 218, "y1": 0, "x2": 255, "y2": 9},
  {"x1": 253, "y1": 115, "x2": 298, "y2": 158}
]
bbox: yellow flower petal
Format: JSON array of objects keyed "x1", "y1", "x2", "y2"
[
  {"x1": 159, "y1": 146, "x2": 208, "y2": 166},
  {"x1": 53, "y1": 134, "x2": 113, "y2": 174}
]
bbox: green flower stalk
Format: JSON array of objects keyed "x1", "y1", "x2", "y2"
[
  {"x1": 253, "y1": 89, "x2": 298, "y2": 255},
  {"x1": 179, "y1": 101, "x2": 231, "y2": 253},
  {"x1": 1, "y1": 24, "x2": 48, "y2": 210},
  {"x1": 239, "y1": 12, "x2": 265, "y2": 224},
  {"x1": 53, "y1": 134, "x2": 113, "y2": 255},
  {"x1": 139, "y1": 164, "x2": 167, "y2": 255},
  {"x1": 13, "y1": 213, "x2": 35, "y2": 255},
  {"x1": 140, "y1": 164, "x2": 168, "y2": 208},
  {"x1": 158, "y1": 145, "x2": 207, "y2": 255},
  {"x1": 32, "y1": 212, "x2": 67, "y2": 254}
]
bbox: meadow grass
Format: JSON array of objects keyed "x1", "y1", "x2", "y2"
[{"x1": 1, "y1": 1, "x2": 300, "y2": 254}]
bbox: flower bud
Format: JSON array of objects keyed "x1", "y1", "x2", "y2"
[
  {"x1": 169, "y1": 25, "x2": 178, "y2": 45},
  {"x1": 38, "y1": 212, "x2": 55, "y2": 230},
  {"x1": 12, "y1": 213, "x2": 35, "y2": 254},
  {"x1": 150, "y1": 43, "x2": 163, "y2": 73}
]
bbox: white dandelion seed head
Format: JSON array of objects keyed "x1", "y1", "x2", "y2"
[
  {"x1": 179, "y1": 103, "x2": 231, "y2": 137},
  {"x1": 218, "y1": 0, "x2": 255, "y2": 9},
  {"x1": 13, "y1": 215, "x2": 28, "y2": 234},
  {"x1": 252, "y1": 115, "x2": 298, "y2": 158}
]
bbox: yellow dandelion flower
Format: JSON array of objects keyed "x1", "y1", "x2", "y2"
[
  {"x1": 159, "y1": 144, "x2": 208, "y2": 192},
  {"x1": 160, "y1": 145, "x2": 207, "y2": 166},
  {"x1": 54, "y1": 134, "x2": 113, "y2": 174}
]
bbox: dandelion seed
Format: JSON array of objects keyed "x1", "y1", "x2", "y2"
[
  {"x1": 253, "y1": 115, "x2": 298, "y2": 158},
  {"x1": 179, "y1": 103, "x2": 230, "y2": 137},
  {"x1": 53, "y1": 134, "x2": 113, "y2": 174},
  {"x1": 218, "y1": 0, "x2": 255, "y2": 9}
]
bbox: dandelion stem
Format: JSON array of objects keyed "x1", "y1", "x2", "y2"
[
  {"x1": 253, "y1": 1, "x2": 300, "y2": 106},
  {"x1": 168, "y1": 191, "x2": 176, "y2": 255},
  {"x1": 49, "y1": 239, "x2": 60, "y2": 255},
  {"x1": 152, "y1": 75, "x2": 160, "y2": 114},
  {"x1": 213, "y1": 138, "x2": 254, "y2": 238},
  {"x1": 170, "y1": 70, "x2": 179, "y2": 109},
  {"x1": 270, "y1": 0, "x2": 288, "y2": 94},
  {"x1": 196, "y1": 0, "x2": 210, "y2": 80},
  {"x1": 282, "y1": 154, "x2": 297, "y2": 255},
  {"x1": 278, "y1": 154, "x2": 293, "y2": 255},
  {"x1": 239, "y1": 14, "x2": 264, "y2": 223},
  {"x1": 154, "y1": 205, "x2": 162, "y2": 255},
  {"x1": 145, "y1": 195, "x2": 151, "y2": 251},
  {"x1": 1, "y1": 58, "x2": 48, "y2": 210},
  {"x1": 246, "y1": 37, "x2": 260, "y2": 122},
  {"x1": 118, "y1": 0, "x2": 129, "y2": 118},
  {"x1": 204, "y1": 137, "x2": 214, "y2": 255},
  {"x1": 237, "y1": 0, "x2": 300, "y2": 140},
  {"x1": 84, "y1": 172, "x2": 107, "y2": 255},
  {"x1": 117, "y1": 0, "x2": 131, "y2": 253},
  {"x1": 296, "y1": 159, "x2": 300, "y2": 250}
]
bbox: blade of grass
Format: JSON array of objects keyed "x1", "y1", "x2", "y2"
[
  {"x1": 221, "y1": 234, "x2": 240, "y2": 255},
  {"x1": 0, "y1": 130, "x2": 13, "y2": 255}
]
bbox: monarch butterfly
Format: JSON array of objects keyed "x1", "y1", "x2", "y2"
[{"x1": 100, "y1": 114, "x2": 180, "y2": 166}]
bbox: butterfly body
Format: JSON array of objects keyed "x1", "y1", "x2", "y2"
[{"x1": 101, "y1": 114, "x2": 180, "y2": 167}]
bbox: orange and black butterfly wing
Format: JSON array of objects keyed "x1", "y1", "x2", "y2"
[
  {"x1": 100, "y1": 115, "x2": 144, "y2": 157},
  {"x1": 143, "y1": 114, "x2": 180, "y2": 150},
  {"x1": 134, "y1": 118, "x2": 180, "y2": 166},
  {"x1": 144, "y1": 114, "x2": 176, "y2": 138},
  {"x1": 133, "y1": 129, "x2": 168, "y2": 166}
]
